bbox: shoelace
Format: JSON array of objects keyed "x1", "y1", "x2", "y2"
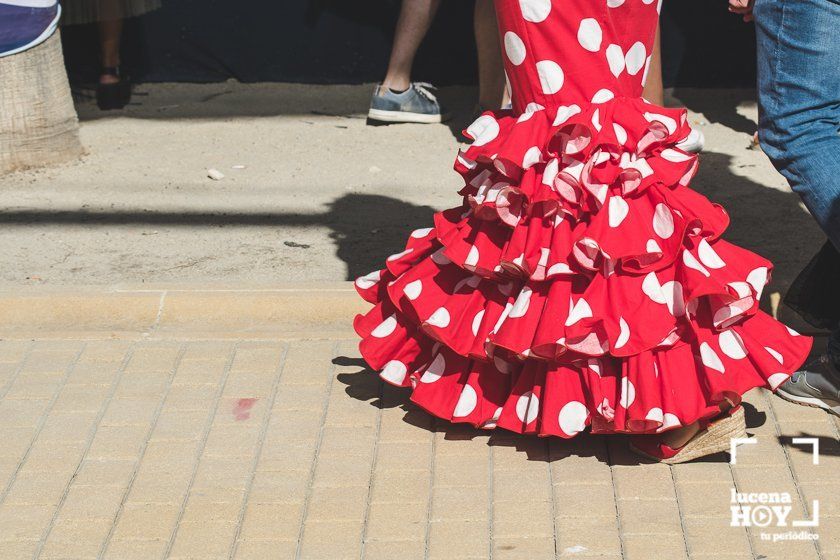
[{"x1": 412, "y1": 82, "x2": 438, "y2": 103}]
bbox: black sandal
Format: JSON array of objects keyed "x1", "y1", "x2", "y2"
[{"x1": 96, "y1": 66, "x2": 131, "y2": 110}]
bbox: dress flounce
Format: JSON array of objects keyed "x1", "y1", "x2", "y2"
[{"x1": 354, "y1": 98, "x2": 812, "y2": 437}]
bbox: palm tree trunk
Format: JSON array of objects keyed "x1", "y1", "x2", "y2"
[{"x1": 0, "y1": 31, "x2": 83, "y2": 174}]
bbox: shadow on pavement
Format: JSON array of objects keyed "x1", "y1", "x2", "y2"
[{"x1": 333, "y1": 357, "x2": 774, "y2": 465}]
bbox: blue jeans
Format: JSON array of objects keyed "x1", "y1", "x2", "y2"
[
  {"x1": 755, "y1": 0, "x2": 840, "y2": 353},
  {"x1": 754, "y1": 0, "x2": 840, "y2": 249}
]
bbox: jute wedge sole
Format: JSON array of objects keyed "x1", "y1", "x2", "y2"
[{"x1": 630, "y1": 407, "x2": 747, "y2": 464}]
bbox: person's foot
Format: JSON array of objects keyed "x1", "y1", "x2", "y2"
[
  {"x1": 368, "y1": 82, "x2": 450, "y2": 124},
  {"x1": 676, "y1": 127, "x2": 705, "y2": 153},
  {"x1": 628, "y1": 407, "x2": 746, "y2": 464},
  {"x1": 96, "y1": 66, "x2": 131, "y2": 110},
  {"x1": 776, "y1": 353, "x2": 840, "y2": 417}
]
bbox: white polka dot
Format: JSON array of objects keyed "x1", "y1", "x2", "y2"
[
  {"x1": 620, "y1": 377, "x2": 636, "y2": 408},
  {"x1": 591, "y1": 109, "x2": 602, "y2": 132},
  {"x1": 786, "y1": 325, "x2": 800, "y2": 336},
  {"x1": 659, "y1": 413, "x2": 681, "y2": 432},
  {"x1": 431, "y1": 249, "x2": 451, "y2": 266},
  {"x1": 605, "y1": 44, "x2": 625, "y2": 77},
  {"x1": 719, "y1": 330, "x2": 748, "y2": 360},
  {"x1": 453, "y1": 385, "x2": 478, "y2": 417},
  {"x1": 624, "y1": 42, "x2": 647, "y2": 75},
  {"x1": 644, "y1": 112, "x2": 678, "y2": 135},
  {"x1": 466, "y1": 115, "x2": 500, "y2": 147},
  {"x1": 646, "y1": 239, "x2": 662, "y2": 254},
  {"x1": 765, "y1": 346, "x2": 784, "y2": 364},
  {"x1": 608, "y1": 196, "x2": 629, "y2": 227},
  {"x1": 615, "y1": 317, "x2": 630, "y2": 349},
  {"x1": 577, "y1": 18, "x2": 603, "y2": 52},
  {"x1": 591, "y1": 89, "x2": 615, "y2": 104},
  {"x1": 427, "y1": 307, "x2": 451, "y2": 328},
  {"x1": 661, "y1": 148, "x2": 693, "y2": 163},
  {"x1": 387, "y1": 248, "x2": 413, "y2": 262},
  {"x1": 522, "y1": 146, "x2": 542, "y2": 169},
  {"x1": 682, "y1": 250, "x2": 711, "y2": 277},
  {"x1": 420, "y1": 353, "x2": 446, "y2": 383},
  {"x1": 565, "y1": 297, "x2": 593, "y2": 326},
  {"x1": 728, "y1": 281, "x2": 752, "y2": 299},
  {"x1": 553, "y1": 104, "x2": 582, "y2": 126},
  {"x1": 642, "y1": 272, "x2": 666, "y2": 304},
  {"x1": 516, "y1": 391, "x2": 540, "y2": 424},
  {"x1": 698, "y1": 239, "x2": 726, "y2": 269},
  {"x1": 482, "y1": 406, "x2": 503, "y2": 429},
  {"x1": 646, "y1": 407, "x2": 663, "y2": 423},
  {"x1": 700, "y1": 342, "x2": 725, "y2": 373},
  {"x1": 355, "y1": 270, "x2": 381, "y2": 290},
  {"x1": 465, "y1": 245, "x2": 480, "y2": 267},
  {"x1": 371, "y1": 315, "x2": 397, "y2": 338},
  {"x1": 653, "y1": 204, "x2": 675, "y2": 239},
  {"x1": 746, "y1": 267, "x2": 769, "y2": 296},
  {"x1": 381, "y1": 360, "x2": 407, "y2": 385},
  {"x1": 536, "y1": 60, "x2": 565, "y2": 94},
  {"x1": 607, "y1": 0, "x2": 625, "y2": 7},
  {"x1": 613, "y1": 123, "x2": 628, "y2": 145},
  {"x1": 517, "y1": 102, "x2": 546, "y2": 123},
  {"x1": 768, "y1": 373, "x2": 790, "y2": 390},
  {"x1": 548, "y1": 262, "x2": 573, "y2": 275},
  {"x1": 510, "y1": 287, "x2": 533, "y2": 319},
  {"x1": 504, "y1": 31, "x2": 527, "y2": 65},
  {"x1": 471, "y1": 310, "x2": 485, "y2": 337},
  {"x1": 519, "y1": 0, "x2": 551, "y2": 21},
  {"x1": 410, "y1": 227, "x2": 433, "y2": 238},
  {"x1": 404, "y1": 280, "x2": 422, "y2": 300},
  {"x1": 558, "y1": 401, "x2": 588, "y2": 436}
]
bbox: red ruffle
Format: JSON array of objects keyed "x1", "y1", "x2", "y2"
[{"x1": 354, "y1": 97, "x2": 812, "y2": 437}]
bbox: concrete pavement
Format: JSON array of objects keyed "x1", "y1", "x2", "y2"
[{"x1": 0, "y1": 331, "x2": 837, "y2": 560}]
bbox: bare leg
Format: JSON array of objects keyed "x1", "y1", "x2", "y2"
[
  {"x1": 642, "y1": 22, "x2": 664, "y2": 106},
  {"x1": 98, "y1": 18, "x2": 123, "y2": 85},
  {"x1": 381, "y1": 0, "x2": 442, "y2": 92},
  {"x1": 474, "y1": 0, "x2": 506, "y2": 109}
]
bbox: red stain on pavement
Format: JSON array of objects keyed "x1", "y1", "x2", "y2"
[{"x1": 233, "y1": 398, "x2": 258, "y2": 421}]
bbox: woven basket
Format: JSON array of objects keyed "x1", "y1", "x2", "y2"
[{"x1": 0, "y1": 31, "x2": 83, "y2": 174}]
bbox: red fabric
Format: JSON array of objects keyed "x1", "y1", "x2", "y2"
[{"x1": 353, "y1": 0, "x2": 812, "y2": 438}]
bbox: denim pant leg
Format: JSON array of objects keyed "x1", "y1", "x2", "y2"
[{"x1": 754, "y1": 0, "x2": 840, "y2": 250}]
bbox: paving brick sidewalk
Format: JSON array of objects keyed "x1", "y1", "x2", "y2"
[{"x1": 0, "y1": 337, "x2": 838, "y2": 560}]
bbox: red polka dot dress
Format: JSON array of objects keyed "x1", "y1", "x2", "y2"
[{"x1": 353, "y1": 0, "x2": 812, "y2": 437}]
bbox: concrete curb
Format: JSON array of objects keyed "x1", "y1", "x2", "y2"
[
  {"x1": 0, "y1": 282, "x2": 827, "y2": 340},
  {"x1": 0, "y1": 282, "x2": 367, "y2": 338}
]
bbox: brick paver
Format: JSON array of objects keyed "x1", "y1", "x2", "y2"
[{"x1": 0, "y1": 337, "x2": 834, "y2": 559}]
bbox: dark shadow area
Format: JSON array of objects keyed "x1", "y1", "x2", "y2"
[
  {"x1": 670, "y1": 88, "x2": 758, "y2": 138},
  {"x1": 335, "y1": 355, "x2": 666, "y2": 466},
  {"x1": 776, "y1": 434, "x2": 840, "y2": 457},
  {"x1": 660, "y1": 3, "x2": 759, "y2": 136},
  {"x1": 743, "y1": 401, "x2": 767, "y2": 431},
  {"x1": 0, "y1": 193, "x2": 437, "y2": 281},
  {"x1": 689, "y1": 150, "x2": 825, "y2": 309}
]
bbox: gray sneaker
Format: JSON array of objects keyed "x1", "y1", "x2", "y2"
[
  {"x1": 368, "y1": 82, "x2": 450, "y2": 124},
  {"x1": 776, "y1": 354, "x2": 840, "y2": 416}
]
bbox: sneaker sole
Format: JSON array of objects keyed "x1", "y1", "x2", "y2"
[
  {"x1": 367, "y1": 108, "x2": 449, "y2": 124},
  {"x1": 775, "y1": 389, "x2": 840, "y2": 417}
]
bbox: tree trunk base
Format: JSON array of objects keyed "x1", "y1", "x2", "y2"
[{"x1": 0, "y1": 31, "x2": 84, "y2": 175}]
